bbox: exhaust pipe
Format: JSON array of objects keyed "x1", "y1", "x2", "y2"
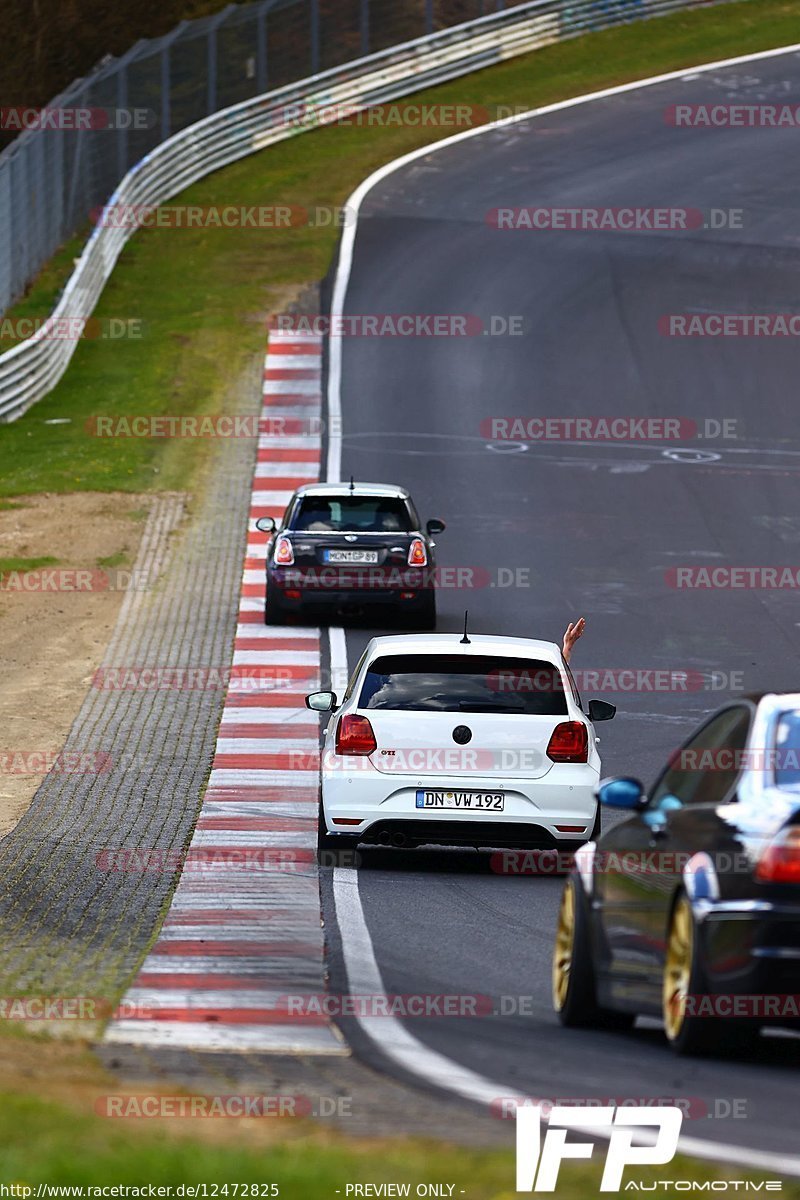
[
  {"x1": 379, "y1": 831, "x2": 392, "y2": 845},
  {"x1": 391, "y1": 832, "x2": 407, "y2": 848}
]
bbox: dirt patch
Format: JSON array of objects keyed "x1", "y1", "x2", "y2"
[{"x1": 0, "y1": 494, "x2": 149, "y2": 837}]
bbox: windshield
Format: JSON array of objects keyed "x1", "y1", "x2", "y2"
[
  {"x1": 290, "y1": 496, "x2": 412, "y2": 533},
  {"x1": 358, "y1": 654, "x2": 569, "y2": 715}
]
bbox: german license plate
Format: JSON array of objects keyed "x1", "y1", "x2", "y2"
[
  {"x1": 415, "y1": 789, "x2": 504, "y2": 811},
  {"x1": 324, "y1": 549, "x2": 379, "y2": 564}
]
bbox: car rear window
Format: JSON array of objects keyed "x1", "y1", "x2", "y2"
[
  {"x1": 358, "y1": 654, "x2": 568, "y2": 715},
  {"x1": 775, "y1": 710, "x2": 800, "y2": 788},
  {"x1": 290, "y1": 496, "x2": 412, "y2": 533}
]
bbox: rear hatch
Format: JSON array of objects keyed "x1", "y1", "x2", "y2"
[
  {"x1": 289, "y1": 531, "x2": 412, "y2": 568},
  {"x1": 355, "y1": 652, "x2": 573, "y2": 780},
  {"x1": 365, "y1": 709, "x2": 560, "y2": 779}
]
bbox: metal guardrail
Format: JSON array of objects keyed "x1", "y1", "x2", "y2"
[{"x1": 0, "y1": 0, "x2": 728, "y2": 422}]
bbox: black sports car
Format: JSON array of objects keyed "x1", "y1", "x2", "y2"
[
  {"x1": 255, "y1": 481, "x2": 445, "y2": 626},
  {"x1": 553, "y1": 692, "x2": 800, "y2": 1055}
]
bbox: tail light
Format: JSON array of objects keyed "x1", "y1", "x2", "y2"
[
  {"x1": 408, "y1": 538, "x2": 427, "y2": 566},
  {"x1": 274, "y1": 536, "x2": 294, "y2": 565},
  {"x1": 335, "y1": 714, "x2": 377, "y2": 756},
  {"x1": 755, "y1": 826, "x2": 800, "y2": 884},
  {"x1": 547, "y1": 721, "x2": 589, "y2": 763}
]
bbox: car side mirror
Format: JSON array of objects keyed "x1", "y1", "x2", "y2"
[
  {"x1": 597, "y1": 776, "x2": 646, "y2": 810},
  {"x1": 305, "y1": 690, "x2": 338, "y2": 712},
  {"x1": 255, "y1": 516, "x2": 276, "y2": 533},
  {"x1": 426, "y1": 518, "x2": 446, "y2": 536},
  {"x1": 588, "y1": 699, "x2": 616, "y2": 722}
]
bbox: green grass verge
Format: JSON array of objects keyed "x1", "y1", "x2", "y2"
[
  {"x1": 0, "y1": 0, "x2": 799, "y2": 496},
  {"x1": 1, "y1": 1087, "x2": 799, "y2": 1196}
]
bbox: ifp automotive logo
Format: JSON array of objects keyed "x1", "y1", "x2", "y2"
[{"x1": 515, "y1": 1105, "x2": 683, "y2": 1192}]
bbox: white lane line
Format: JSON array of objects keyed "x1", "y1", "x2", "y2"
[
  {"x1": 326, "y1": 41, "x2": 800, "y2": 1169},
  {"x1": 332, "y1": 866, "x2": 511, "y2": 1106}
]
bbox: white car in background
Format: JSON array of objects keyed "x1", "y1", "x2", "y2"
[{"x1": 306, "y1": 632, "x2": 616, "y2": 851}]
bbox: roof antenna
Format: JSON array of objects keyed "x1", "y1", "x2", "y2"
[
  {"x1": 349, "y1": 474, "x2": 355, "y2": 493},
  {"x1": 460, "y1": 609, "x2": 471, "y2": 645}
]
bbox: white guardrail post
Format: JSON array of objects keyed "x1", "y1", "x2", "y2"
[{"x1": 0, "y1": 0, "x2": 725, "y2": 422}]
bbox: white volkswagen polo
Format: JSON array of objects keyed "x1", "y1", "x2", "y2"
[{"x1": 306, "y1": 632, "x2": 615, "y2": 852}]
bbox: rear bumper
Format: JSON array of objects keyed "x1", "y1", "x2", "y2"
[
  {"x1": 267, "y1": 568, "x2": 433, "y2": 611},
  {"x1": 321, "y1": 766, "x2": 599, "y2": 847},
  {"x1": 696, "y1": 900, "x2": 800, "y2": 1028}
]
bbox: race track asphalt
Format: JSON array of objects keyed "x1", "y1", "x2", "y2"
[{"x1": 319, "y1": 47, "x2": 800, "y2": 1159}]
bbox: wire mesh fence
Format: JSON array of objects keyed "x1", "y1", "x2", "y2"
[
  {"x1": 0, "y1": 0, "x2": 522, "y2": 315},
  {"x1": 0, "y1": 0, "x2": 729, "y2": 328}
]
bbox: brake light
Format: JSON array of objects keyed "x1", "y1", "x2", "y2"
[
  {"x1": 408, "y1": 538, "x2": 427, "y2": 566},
  {"x1": 335, "y1": 714, "x2": 377, "y2": 756},
  {"x1": 755, "y1": 826, "x2": 800, "y2": 884},
  {"x1": 274, "y1": 536, "x2": 294, "y2": 565},
  {"x1": 547, "y1": 721, "x2": 589, "y2": 763}
]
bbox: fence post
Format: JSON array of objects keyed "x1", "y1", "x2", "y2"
[
  {"x1": 159, "y1": 23, "x2": 191, "y2": 142},
  {"x1": 257, "y1": 0, "x2": 270, "y2": 92},
  {"x1": 360, "y1": 0, "x2": 369, "y2": 57},
  {"x1": 310, "y1": 0, "x2": 320, "y2": 75},
  {"x1": 206, "y1": 8, "x2": 237, "y2": 115},
  {"x1": 425, "y1": 0, "x2": 434, "y2": 36},
  {"x1": 161, "y1": 47, "x2": 171, "y2": 141}
]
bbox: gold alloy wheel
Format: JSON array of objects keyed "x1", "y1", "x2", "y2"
[
  {"x1": 552, "y1": 882, "x2": 575, "y2": 1010},
  {"x1": 663, "y1": 896, "x2": 693, "y2": 1040}
]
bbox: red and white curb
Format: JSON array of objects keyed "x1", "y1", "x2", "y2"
[{"x1": 106, "y1": 332, "x2": 345, "y2": 1054}]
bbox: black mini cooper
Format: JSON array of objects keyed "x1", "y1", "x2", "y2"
[
  {"x1": 256, "y1": 481, "x2": 445, "y2": 626},
  {"x1": 553, "y1": 692, "x2": 800, "y2": 1055}
]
